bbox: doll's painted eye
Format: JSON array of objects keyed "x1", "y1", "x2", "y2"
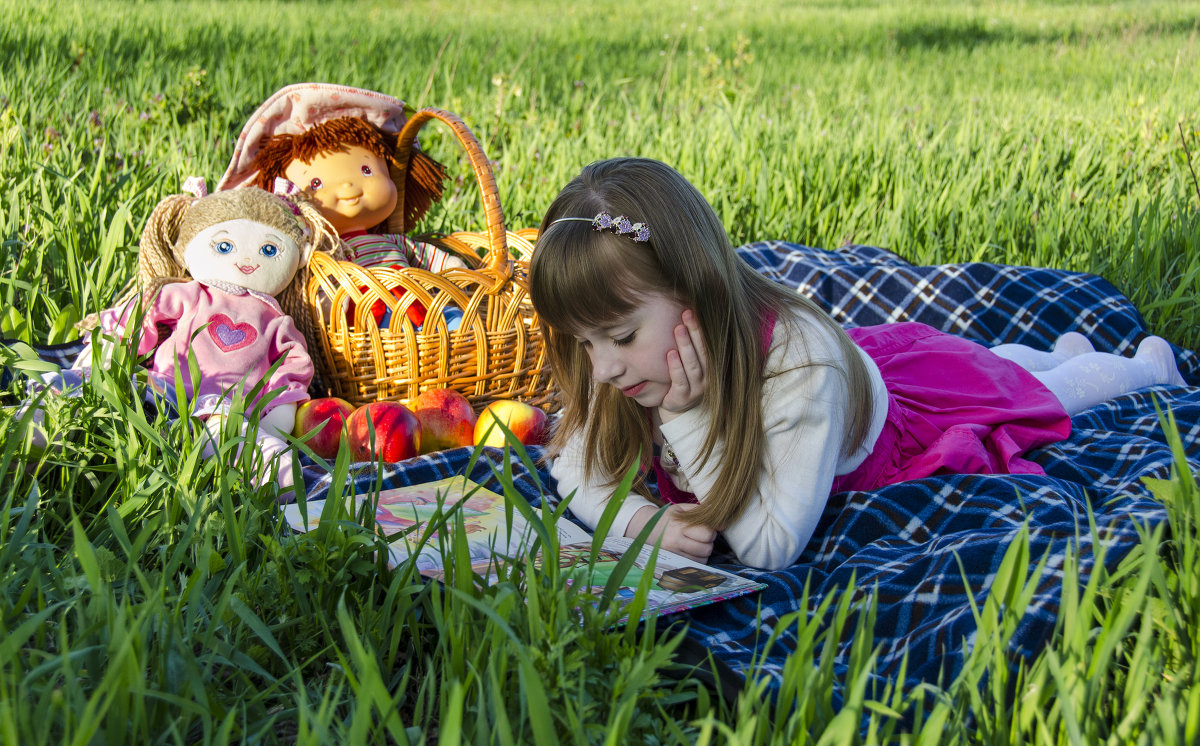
[
  {"x1": 215, "y1": 240, "x2": 235, "y2": 255},
  {"x1": 259, "y1": 243, "x2": 279, "y2": 258},
  {"x1": 308, "y1": 178, "x2": 322, "y2": 190},
  {"x1": 361, "y1": 165, "x2": 373, "y2": 176}
]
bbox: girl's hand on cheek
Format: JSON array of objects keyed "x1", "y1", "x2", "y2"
[{"x1": 659, "y1": 309, "x2": 706, "y2": 423}]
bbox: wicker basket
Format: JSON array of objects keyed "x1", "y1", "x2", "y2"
[{"x1": 304, "y1": 107, "x2": 555, "y2": 412}]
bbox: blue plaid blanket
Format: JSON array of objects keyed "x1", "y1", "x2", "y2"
[
  {"x1": 13, "y1": 243, "x2": 1199, "y2": 697},
  {"x1": 297, "y1": 242, "x2": 1200, "y2": 695}
]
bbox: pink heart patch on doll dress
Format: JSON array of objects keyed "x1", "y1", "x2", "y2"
[{"x1": 207, "y1": 313, "x2": 258, "y2": 352}]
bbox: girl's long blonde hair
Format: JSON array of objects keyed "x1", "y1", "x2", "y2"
[
  {"x1": 529, "y1": 157, "x2": 875, "y2": 531},
  {"x1": 133, "y1": 187, "x2": 343, "y2": 359}
]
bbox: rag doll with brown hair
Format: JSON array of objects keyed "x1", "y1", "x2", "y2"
[
  {"x1": 77, "y1": 180, "x2": 342, "y2": 488},
  {"x1": 217, "y1": 83, "x2": 468, "y2": 328}
]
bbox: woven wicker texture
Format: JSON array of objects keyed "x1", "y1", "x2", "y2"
[{"x1": 304, "y1": 108, "x2": 554, "y2": 411}]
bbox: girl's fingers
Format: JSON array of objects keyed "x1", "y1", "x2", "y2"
[
  {"x1": 666, "y1": 505, "x2": 715, "y2": 561},
  {"x1": 678, "y1": 536, "x2": 714, "y2": 562},
  {"x1": 660, "y1": 310, "x2": 707, "y2": 418},
  {"x1": 681, "y1": 309, "x2": 707, "y2": 367},
  {"x1": 684, "y1": 524, "x2": 717, "y2": 543},
  {"x1": 674, "y1": 325, "x2": 704, "y2": 386}
]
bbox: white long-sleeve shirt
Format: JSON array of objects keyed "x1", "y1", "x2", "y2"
[{"x1": 550, "y1": 310, "x2": 889, "y2": 570}]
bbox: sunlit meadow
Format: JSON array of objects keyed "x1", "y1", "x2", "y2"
[{"x1": 2, "y1": 1, "x2": 1200, "y2": 742}]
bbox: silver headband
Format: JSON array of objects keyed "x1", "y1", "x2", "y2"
[{"x1": 549, "y1": 211, "x2": 650, "y2": 243}]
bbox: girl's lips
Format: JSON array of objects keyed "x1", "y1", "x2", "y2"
[{"x1": 621, "y1": 382, "x2": 647, "y2": 397}]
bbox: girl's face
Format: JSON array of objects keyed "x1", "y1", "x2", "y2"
[
  {"x1": 572, "y1": 289, "x2": 690, "y2": 409},
  {"x1": 284, "y1": 145, "x2": 397, "y2": 235},
  {"x1": 183, "y1": 219, "x2": 301, "y2": 297}
]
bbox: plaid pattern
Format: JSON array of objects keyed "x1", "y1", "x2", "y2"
[
  {"x1": 739, "y1": 241, "x2": 1200, "y2": 371},
  {"x1": 296, "y1": 244, "x2": 1200, "y2": 696},
  {"x1": 0, "y1": 338, "x2": 88, "y2": 390},
  {"x1": 11, "y1": 243, "x2": 1199, "y2": 698},
  {"x1": 684, "y1": 243, "x2": 1200, "y2": 690}
]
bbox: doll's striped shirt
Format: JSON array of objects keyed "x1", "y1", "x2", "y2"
[{"x1": 343, "y1": 232, "x2": 463, "y2": 272}]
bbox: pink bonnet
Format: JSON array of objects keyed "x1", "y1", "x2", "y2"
[{"x1": 216, "y1": 83, "x2": 414, "y2": 191}]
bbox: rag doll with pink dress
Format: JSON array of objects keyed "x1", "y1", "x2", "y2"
[{"x1": 71, "y1": 181, "x2": 341, "y2": 488}]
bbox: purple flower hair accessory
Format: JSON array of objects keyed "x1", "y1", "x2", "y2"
[{"x1": 549, "y1": 211, "x2": 651, "y2": 243}]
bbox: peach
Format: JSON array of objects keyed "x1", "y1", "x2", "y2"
[
  {"x1": 292, "y1": 397, "x2": 357, "y2": 460},
  {"x1": 347, "y1": 401, "x2": 420, "y2": 462},
  {"x1": 474, "y1": 400, "x2": 548, "y2": 448},
  {"x1": 411, "y1": 388, "x2": 477, "y2": 454}
]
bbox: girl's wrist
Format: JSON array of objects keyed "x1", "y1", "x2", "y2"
[
  {"x1": 624, "y1": 505, "x2": 659, "y2": 540},
  {"x1": 657, "y1": 403, "x2": 695, "y2": 425}
]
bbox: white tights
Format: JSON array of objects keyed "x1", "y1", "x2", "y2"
[
  {"x1": 201, "y1": 407, "x2": 297, "y2": 490},
  {"x1": 991, "y1": 332, "x2": 1186, "y2": 415}
]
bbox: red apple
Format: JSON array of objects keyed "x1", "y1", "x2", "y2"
[
  {"x1": 474, "y1": 400, "x2": 548, "y2": 448},
  {"x1": 292, "y1": 397, "x2": 357, "y2": 460},
  {"x1": 347, "y1": 401, "x2": 421, "y2": 462},
  {"x1": 411, "y1": 388, "x2": 477, "y2": 454}
]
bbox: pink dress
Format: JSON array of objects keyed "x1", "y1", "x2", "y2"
[
  {"x1": 830, "y1": 322, "x2": 1070, "y2": 492},
  {"x1": 654, "y1": 320, "x2": 1070, "y2": 504},
  {"x1": 99, "y1": 281, "x2": 313, "y2": 417}
]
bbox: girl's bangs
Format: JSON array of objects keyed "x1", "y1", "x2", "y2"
[{"x1": 533, "y1": 228, "x2": 652, "y2": 336}]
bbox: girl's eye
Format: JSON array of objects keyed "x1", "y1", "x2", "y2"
[
  {"x1": 215, "y1": 240, "x2": 234, "y2": 255},
  {"x1": 614, "y1": 332, "x2": 636, "y2": 347},
  {"x1": 308, "y1": 178, "x2": 322, "y2": 190},
  {"x1": 260, "y1": 243, "x2": 279, "y2": 258},
  {"x1": 360, "y1": 165, "x2": 373, "y2": 176}
]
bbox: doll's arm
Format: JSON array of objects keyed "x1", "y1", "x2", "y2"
[
  {"x1": 260, "y1": 402, "x2": 297, "y2": 440},
  {"x1": 404, "y1": 237, "x2": 467, "y2": 272},
  {"x1": 73, "y1": 298, "x2": 146, "y2": 370},
  {"x1": 262, "y1": 317, "x2": 315, "y2": 413},
  {"x1": 203, "y1": 404, "x2": 298, "y2": 490},
  {"x1": 74, "y1": 289, "x2": 184, "y2": 370}
]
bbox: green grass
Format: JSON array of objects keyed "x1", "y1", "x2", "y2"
[{"x1": 3, "y1": 0, "x2": 1200, "y2": 742}]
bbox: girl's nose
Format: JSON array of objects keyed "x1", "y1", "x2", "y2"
[{"x1": 589, "y1": 348, "x2": 623, "y2": 384}]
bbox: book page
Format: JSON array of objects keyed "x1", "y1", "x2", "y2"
[
  {"x1": 282, "y1": 476, "x2": 764, "y2": 623},
  {"x1": 282, "y1": 475, "x2": 589, "y2": 576},
  {"x1": 553, "y1": 536, "x2": 765, "y2": 624}
]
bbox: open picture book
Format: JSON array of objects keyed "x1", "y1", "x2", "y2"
[{"x1": 282, "y1": 475, "x2": 764, "y2": 625}]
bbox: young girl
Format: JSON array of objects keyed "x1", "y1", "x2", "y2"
[{"x1": 529, "y1": 157, "x2": 1186, "y2": 571}]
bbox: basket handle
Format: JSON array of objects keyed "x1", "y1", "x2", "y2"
[{"x1": 394, "y1": 107, "x2": 511, "y2": 284}]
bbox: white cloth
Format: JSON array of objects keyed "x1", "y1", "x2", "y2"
[{"x1": 550, "y1": 309, "x2": 890, "y2": 570}]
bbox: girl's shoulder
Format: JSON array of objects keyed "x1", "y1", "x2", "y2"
[{"x1": 769, "y1": 303, "x2": 848, "y2": 368}]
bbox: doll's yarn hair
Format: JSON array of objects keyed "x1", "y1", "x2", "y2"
[
  {"x1": 135, "y1": 187, "x2": 343, "y2": 361},
  {"x1": 248, "y1": 116, "x2": 447, "y2": 234}
]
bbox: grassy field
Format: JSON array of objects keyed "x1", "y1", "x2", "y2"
[{"x1": 2, "y1": 0, "x2": 1200, "y2": 742}]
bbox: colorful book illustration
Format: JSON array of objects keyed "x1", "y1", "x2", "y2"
[{"x1": 282, "y1": 476, "x2": 764, "y2": 624}]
